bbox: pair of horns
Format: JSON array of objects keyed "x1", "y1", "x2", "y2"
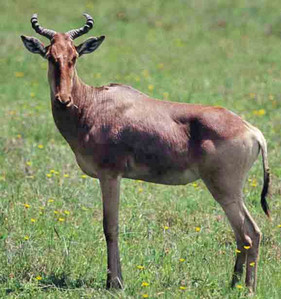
[{"x1": 30, "y1": 13, "x2": 94, "y2": 40}]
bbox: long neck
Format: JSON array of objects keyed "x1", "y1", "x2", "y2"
[
  {"x1": 70, "y1": 71, "x2": 95, "y2": 108},
  {"x1": 49, "y1": 68, "x2": 95, "y2": 150}
]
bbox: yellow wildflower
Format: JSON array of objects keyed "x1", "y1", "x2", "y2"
[
  {"x1": 179, "y1": 286, "x2": 187, "y2": 290},
  {"x1": 26, "y1": 161, "x2": 32, "y2": 166},
  {"x1": 46, "y1": 174, "x2": 52, "y2": 178},
  {"x1": 142, "y1": 295, "x2": 149, "y2": 298},
  {"x1": 35, "y1": 275, "x2": 42, "y2": 280},
  {"x1": 17, "y1": 134, "x2": 22, "y2": 139},
  {"x1": 15, "y1": 72, "x2": 24, "y2": 78},
  {"x1": 64, "y1": 210, "x2": 70, "y2": 215},
  {"x1": 236, "y1": 285, "x2": 243, "y2": 289},
  {"x1": 148, "y1": 84, "x2": 154, "y2": 91},
  {"x1": 54, "y1": 210, "x2": 59, "y2": 214},
  {"x1": 142, "y1": 282, "x2": 149, "y2": 287},
  {"x1": 50, "y1": 169, "x2": 56, "y2": 173},
  {"x1": 164, "y1": 226, "x2": 169, "y2": 230},
  {"x1": 244, "y1": 246, "x2": 251, "y2": 250},
  {"x1": 250, "y1": 178, "x2": 257, "y2": 187},
  {"x1": 58, "y1": 218, "x2": 65, "y2": 222},
  {"x1": 137, "y1": 265, "x2": 145, "y2": 270},
  {"x1": 138, "y1": 188, "x2": 144, "y2": 193},
  {"x1": 30, "y1": 92, "x2": 36, "y2": 98},
  {"x1": 24, "y1": 204, "x2": 30, "y2": 209},
  {"x1": 31, "y1": 218, "x2": 36, "y2": 223},
  {"x1": 63, "y1": 174, "x2": 69, "y2": 178},
  {"x1": 38, "y1": 144, "x2": 44, "y2": 149},
  {"x1": 278, "y1": 224, "x2": 281, "y2": 228},
  {"x1": 24, "y1": 235, "x2": 29, "y2": 240},
  {"x1": 192, "y1": 182, "x2": 198, "y2": 188},
  {"x1": 179, "y1": 258, "x2": 185, "y2": 262},
  {"x1": 235, "y1": 249, "x2": 241, "y2": 254},
  {"x1": 253, "y1": 109, "x2": 266, "y2": 116},
  {"x1": 249, "y1": 262, "x2": 255, "y2": 267},
  {"x1": 48, "y1": 199, "x2": 54, "y2": 203},
  {"x1": 81, "y1": 174, "x2": 87, "y2": 179},
  {"x1": 195, "y1": 227, "x2": 201, "y2": 232}
]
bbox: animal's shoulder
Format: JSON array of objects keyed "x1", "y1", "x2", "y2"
[{"x1": 96, "y1": 83, "x2": 149, "y2": 100}]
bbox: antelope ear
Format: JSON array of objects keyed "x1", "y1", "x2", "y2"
[
  {"x1": 76, "y1": 36, "x2": 105, "y2": 57},
  {"x1": 21, "y1": 35, "x2": 47, "y2": 58}
]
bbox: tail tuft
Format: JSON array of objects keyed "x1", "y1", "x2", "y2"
[{"x1": 261, "y1": 168, "x2": 270, "y2": 218}]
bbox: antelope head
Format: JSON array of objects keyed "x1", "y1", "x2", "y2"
[{"x1": 21, "y1": 14, "x2": 105, "y2": 106}]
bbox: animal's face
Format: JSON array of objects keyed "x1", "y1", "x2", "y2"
[
  {"x1": 21, "y1": 13, "x2": 105, "y2": 106},
  {"x1": 46, "y1": 34, "x2": 78, "y2": 106}
]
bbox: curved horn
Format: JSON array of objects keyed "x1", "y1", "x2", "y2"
[
  {"x1": 31, "y1": 14, "x2": 56, "y2": 39},
  {"x1": 67, "y1": 13, "x2": 94, "y2": 40}
]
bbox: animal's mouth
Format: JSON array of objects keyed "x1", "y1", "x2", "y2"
[{"x1": 55, "y1": 95, "x2": 72, "y2": 107}]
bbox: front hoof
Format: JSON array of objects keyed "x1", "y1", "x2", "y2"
[{"x1": 106, "y1": 277, "x2": 123, "y2": 289}]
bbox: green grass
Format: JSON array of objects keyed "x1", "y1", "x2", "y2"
[{"x1": 1, "y1": 0, "x2": 281, "y2": 298}]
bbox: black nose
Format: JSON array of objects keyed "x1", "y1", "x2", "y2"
[{"x1": 55, "y1": 95, "x2": 71, "y2": 106}]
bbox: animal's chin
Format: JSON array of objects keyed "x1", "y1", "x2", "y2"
[{"x1": 54, "y1": 98, "x2": 72, "y2": 109}]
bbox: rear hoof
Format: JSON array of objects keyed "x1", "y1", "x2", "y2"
[{"x1": 106, "y1": 277, "x2": 123, "y2": 289}]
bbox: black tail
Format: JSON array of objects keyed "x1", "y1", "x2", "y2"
[
  {"x1": 261, "y1": 167, "x2": 270, "y2": 217},
  {"x1": 259, "y1": 136, "x2": 270, "y2": 218}
]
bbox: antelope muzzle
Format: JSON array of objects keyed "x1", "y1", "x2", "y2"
[{"x1": 55, "y1": 94, "x2": 72, "y2": 107}]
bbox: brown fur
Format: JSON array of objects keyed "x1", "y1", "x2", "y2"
[
  {"x1": 47, "y1": 37, "x2": 246, "y2": 182},
  {"x1": 22, "y1": 31, "x2": 270, "y2": 292}
]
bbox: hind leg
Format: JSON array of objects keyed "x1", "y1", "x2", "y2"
[
  {"x1": 201, "y1": 173, "x2": 261, "y2": 293},
  {"x1": 243, "y1": 206, "x2": 262, "y2": 292},
  {"x1": 231, "y1": 234, "x2": 247, "y2": 287},
  {"x1": 224, "y1": 202, "x2": 261, "y2": 292}
]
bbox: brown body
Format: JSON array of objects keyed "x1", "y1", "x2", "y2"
[
  {"x1": 52, "y1": 78, "x2": 246, "y2": 184},
  {"x1": 21, "y1": 15, "x2": 270, "y2": 293}
]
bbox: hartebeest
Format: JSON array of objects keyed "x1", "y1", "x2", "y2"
[{"x1": 21, "y1": 13, "x2": 270, "y2": 292}]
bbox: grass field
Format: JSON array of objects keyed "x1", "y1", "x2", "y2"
[{"x1": 1, "y1": 0, "x2": 281, "y2": 298}]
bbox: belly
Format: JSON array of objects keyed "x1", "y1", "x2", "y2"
[
  {"x1": 75, "y1": 149, "x2": 199, "y2": 185},
  {"x1": 124, "y1": 167, "x2": 199, "y2": 185}
]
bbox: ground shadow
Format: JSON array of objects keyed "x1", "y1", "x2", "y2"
[
  {"x1": 4, "y1": 272, "x2": 103, "y2": 295},
  {"x1": 40, "y1": 272, "x2": 102, "y2": 290}
]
